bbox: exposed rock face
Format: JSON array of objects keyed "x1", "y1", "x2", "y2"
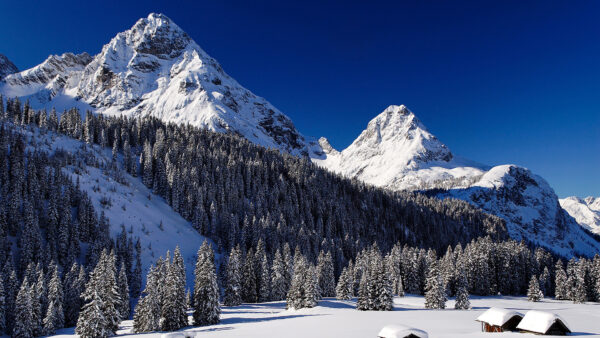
[
  {"x1": 0, "y1": 13, "x2": 322, "y2": 158},
  {"x1": 0, "y1": 54, "x2": 19, "y2": 80}
]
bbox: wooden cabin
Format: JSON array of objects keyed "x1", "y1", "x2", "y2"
[
  {"x1": 516, "y1": 310, "x2": 571, "y2": 336},
  {"x1": 378, "y1": 324, "x2": 429, "y2": 338},
  {"x1": 476, "y1": 307, "x2": 524, "y2": 332}
]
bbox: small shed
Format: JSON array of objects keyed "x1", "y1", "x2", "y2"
[
  {"x1": 378, "y1": 324, "x2": 428, "y2": 338},
  {"x1": 516, "y1": 310, "x2": 571, "y2": 336},
  {"x1": 476, "y1": 307, "x2": 523, "y2": 332}
]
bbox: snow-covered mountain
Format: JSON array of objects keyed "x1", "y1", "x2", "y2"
[
  {"x1": 0, "y1": 54, "x2": 18, "y2": 80},
  {"x1": 0, "y1": 13, "x2": 322, "y2": 157},
  {"x1": 560, "y1": 196, "x2": 600, "y2": 234},
  {"x1": 315, "y1": 105, "x2": 600, "y2": 257}
]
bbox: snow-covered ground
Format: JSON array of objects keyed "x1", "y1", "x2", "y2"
[{"x1": 51, "y1": 295, "x2": 600, "y2": 337}]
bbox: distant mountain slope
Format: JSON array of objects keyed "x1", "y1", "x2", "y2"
[
  {"x1": 315, "y1": 105, "x2": 600, "y2": 257},
  {"x1": 17, "y1": 124, "x2": 206, "y2": 285},
  {"x1": 0, "y1": 13, "x2": 322, "y2": 158},
  {"x1": 0, "y1": 53, "x2": 18, "y2": 80},
  {"x1": 560, "y1": 196, "x2": 600, "y2": 234}
]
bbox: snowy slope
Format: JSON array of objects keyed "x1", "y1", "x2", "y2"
[
  {"x1": 560, "y1": 196, "x2": 600, "y2": 234},
  {"x1": 0, "y1": 13, "x2": 322, "y2": 158},
  {"x1": 315, "y1": 105, "x2": 600, "y2": 257},
  {"x1": 52, "y1": 295, "x2": 600, "y2": 337},
  {"x1": 17, "y1": 125, "x2": 206, "y2": 287},
  {"x1": 0, "y1": 53, "x2": 18, "y2": 80}
]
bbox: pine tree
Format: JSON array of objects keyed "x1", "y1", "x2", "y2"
[
  {"x1": 527, "y1": 275, "x2": 543, "y2": 302},
  {"x1": 160, "y1": 248, "x2": 188, "y2": 331},
  {"x1": 555, "y1": 260, "x2": 569, "y2": 300},
  {"x1": 130, "y1": 239, "x2": 142, "y2": 299},
  {"x1": 270, "y1": 249, "x2": 287, "y2": 301},
  {"x1": 573, "y1": 261, "x2": 587, "y2": 303},
  {"x1": 356, "y1": 273, "x2": 370, "y2": 311},
  {"x1": 133, "y1": 265, "x2": 161, "y2": 333},
  {"x1": 257, "y1": 250, "x2": 271, "y2": 302},
  {"x1": 117, "y1": 262, "x2": 130, "y2": 320},
  {"x1": 13, "y1": 277, "x2": 34, "y2": 338},
  {"x1": 76, "y1": 290, "x2": 111, "y2": 338},
  {"x1": 374, "y1": 259, "x2": 393, "y2": 311},
  {"x1": 396, "y1": 275, "x2": 405, "y2": 297},
  {"x1": 242, "y1": 248, "x2": 257, "y2": 303},
  {"x1": 64, "y1": 263, "x2": 85, "y2": 327},
  {"x1": 224, "y1": 246, "x2": 243, "y2": 306},
  {"x1": 454, "y1": 265, "x2": 470, "y2": 310},
  {"x1": 317, "y1": 251, "x2": 336, "y2": 298},
  {"x1": 286, "y1": 255, "x2": 317, "y2": 309},
  {"x1": 424, "y1": 261, "x2": 446, "y2": 309},
  {"x1": 193, "y1": 241, "x2": 220, "y2": 326},
  {"x1": 43, "y1": 265, "x2": 65, "y2": 334},
  {"x1": 335, "y1": 267, "x2": 352, "y2": 300}
]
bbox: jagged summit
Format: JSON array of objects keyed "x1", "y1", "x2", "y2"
[
  {"x1": 0, "y1": 54, "x2": 19, "y2": 80},
  {"x1": 0, "y1": 13, "x2": 322, "y2": 157}
]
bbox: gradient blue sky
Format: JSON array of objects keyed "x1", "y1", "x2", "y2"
[{"x1": 1, "y1": 1, "x2": 598, "y2": 197}]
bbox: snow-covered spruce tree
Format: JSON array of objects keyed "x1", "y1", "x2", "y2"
[
  {"x1": 76, "y1": 290, "x2": 111, "y2": 338},
  {"x1": 539, "y1": 266, "x2": 550, "y2": 296},
  {"x1": 396, "y1": 275, "x2": 405, "y2": 297},
  {"x1": 554, "y1": 260, "x2": 569, "y2": 300},
  {"x1": 257, "y1": 250, "x2": 271, "y2": 302},
  {"x1": 131, "y1": 239, "x2": 143, "y2": 299},
  {"x1": 43, "y1": 264, "x2": 65, "y2": 335},
  {"x1": 283, "y1": 243, "x2": 294, "y2": 293},
  {"x1": 424, "y1": 261, "x2": 447, "y2": 309},
  {"x1": 573, "y1": 261, "x2": 587, "y2": 304},
  {"x1": 193, "y1": 241, "x2": 220, "y2": 326},
  {"x1": 356, "y1": 273, "x2": 370, "y2": 311},
  {"x1": 77, "y1": 250, "x2": 120, "y2": 337},
  {"x1": 527, "y1": 275, "x2": 543, "y2": 302},
  {"x1": 13, "y1": 277, "x2": 33, "y2": 338},
  {"x1": 270, "y1": 248, "x2": 287, "y2": 301},
  {"x1": 454, "y1": 264, "x2": 470, "y2": 310},
  {"x1": 160, "y1": 248, "x2": 188, "y2": 331},
  {"x1": 317, "y1": 251, "x2": 336, "y2": 298},
  {"x1": 335, "y1": 267, "x2": 352, "y2": 300},
  {"x1": 117, "y1": 262, "x2": 130, "y2": 320},
  {"x1": 133, "y1": 264, "x2": 161, "y2": 333},
  {"x1": 304, "y1": 264, "x2": 319, "y2": 308},
  {"x1": 64, "y1": 263, "x2": 86, "y2": 327},
  {"x1": 242, "y1": 248, "x2": 258, "y2": 303},
  {"x1": 374, "y1": 258, "x2": 393, "y2": 311},
  {"x1": 224, "y1": 245, "x2": 243, "y2": 306}
]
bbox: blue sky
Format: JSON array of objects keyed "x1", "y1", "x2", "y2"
[{"x1": 1, "y1": 1, "x2": 598, "y2": 197}]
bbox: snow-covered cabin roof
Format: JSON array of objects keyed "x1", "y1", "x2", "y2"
[
  {"x1": 516, "y1": 310, "x2": 571, "y2": 334},
  {"x1": 476, "y1": 307, "x2": 523, "y2": 326},
  {"x1": 378, "y1": 324, "x2": 429, "y2": 338}
]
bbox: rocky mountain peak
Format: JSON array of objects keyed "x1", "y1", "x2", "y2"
[
  {"x1": 125, "y1": 13, "x2": 192, "y2": 59},
  {"x1": 0, "y1": 54, "x2": 19, "y2": 80}
]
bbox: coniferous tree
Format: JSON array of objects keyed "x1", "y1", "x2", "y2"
[
  {"x1": 356, "y1": 273, "x2": 369, "y2": 311},
  {"x1": 396, "y1": 275, "x2": 405, "y2": 297},
  {"x1": 0, "y1": 276, "x2": 4, "y2": 335},
  {"x1": 13, "y1": 277, "x2": 34, "y2": 338},
  {"x1": 76, "y1": 290, "x2": 111, "y2": 338},
  {"x1": 43, "y1": 265, "x2": 65, "y2": 334},
  {"x1": 424, "y1": 261, "x2": 446, "y2": 309},
  {"x1": 224, "y1": 246, "x2": 243, "y2": 306},
  {"x1": 555, "y1": 261, "x2": 569, "y2": 300},
  {"x1": 527, "y1": 275, "x2": 543, "y2": 302},
  {"x1": 64, "y1": 263, "x2": 86, "y2": 327},
  {"x1": 454, "y1": 265, "x2": 470, "y2": 310},
  {"x1": 317, "y1": 251, "x2": 336, "y2": 298},
  {"x1": 242, "y1": 248, "x2": 257, "y2": 303},
  {"x1": 117, "y1": 262, "x2": 130, "y2": 320},
  {"x1": 335, "y1": 267, "x2": 352, "y2": 300},
  {"x1": 130, "y1": 240, "x2": 142, "y2": 299},
  {"x1": 573, "y1": 262, "x2": 587, "y2": 304},
  {"x1": 257, "y1": 250, "x2": 271, "y2": 302},
  {"x1": 133, "y1": 265, "x2": 161, "y2": 333},
  {"x1": 160, "y1": 248, "x2": 188, "y2": 331},
  {"x1": 193, "y1": 241, "x2": 220, "y2": 326}
]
